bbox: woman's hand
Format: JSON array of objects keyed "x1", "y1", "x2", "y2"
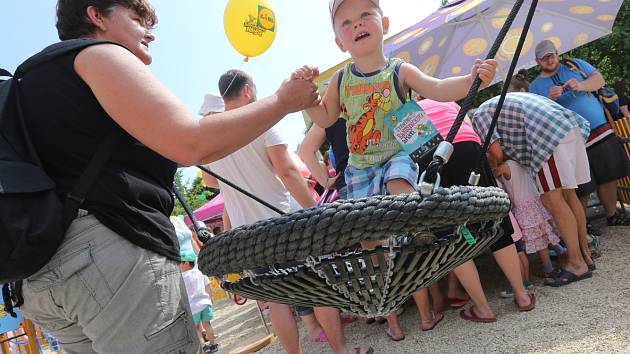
[
  {"x1": 276, "y1": 78, "x2": 320, "y2": 113},
  {"x1": 471, "y1": 59, "x2": 498, "y2": 88}
]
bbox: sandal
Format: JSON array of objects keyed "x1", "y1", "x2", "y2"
[
  {"x1": 353, "y1": 347, "x2": 374, "y2": 354},
  {"x1": 307, "y1": 329, "x2": 327, "y2": 343},
  {"x1": 385, "y1": 328, "x2": 405, "y2": 341},
  {"x1": 543, "y1": 268, "x2": 592, "y2": 287},
  {"x1": 340, "y1": 313, "x2": 358, "y2": 324},
  {"x1": 447, "y1": 294, "x2": 470, "y2": 309},
  {"x1": 515, "y1": 293, "x2": 536, "y2": 312},
  {"x1": 459, "y1": 307, "x2": 496, "y2": 323},
  {"x1": 375, "y1": 316, "x2": 387, "y2": 324},
  {"x1": 421, "y1": 311, "x2": 444, "y2": 331}
]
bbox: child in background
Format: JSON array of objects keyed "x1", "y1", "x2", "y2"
[
  {"x1": 294, "y1": 0, "x2": 497, "y2": 340},
  {"x1": 180, "y1": 251, "x2": 219, "y2": 353},
  {"x1": 494, "y1": 160, "x2": 565, "y2": 282}
]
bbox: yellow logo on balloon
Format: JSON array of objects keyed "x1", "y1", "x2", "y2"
[{"x1": 224, "y1": 0, "x2": 277, "y2": 59}]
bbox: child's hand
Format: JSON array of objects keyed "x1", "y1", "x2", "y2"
[
  {"x1": 471, "y1": 59, "x2": 498, "y2": 88},
  {"x1": 493, "y1": 162, "x2": 511, "y2": 180},
  {"x1": 291, "y1": 65, "x2": 320, "y2": 82}
]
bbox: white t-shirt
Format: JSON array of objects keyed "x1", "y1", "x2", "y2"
[
  {"x1": 500, "y1": 160, "x2": 538, "y2": 205},
  {"x1": 208, "y1": 126, "x2": 290, "y2": 227},
  {"x1": 181, "y1": 267, "x2": 213, "y2": 314}
]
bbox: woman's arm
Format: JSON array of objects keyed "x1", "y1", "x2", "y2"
[{"x1": 75, "y1": 44, "x2": 320, "y2": 166}]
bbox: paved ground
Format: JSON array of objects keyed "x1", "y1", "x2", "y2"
[{"x1": 211, "y1": 216, "x2": 630, "y2": 354}]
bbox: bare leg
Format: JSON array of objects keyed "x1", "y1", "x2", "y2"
[
  {"x1": 313, "y1": 307, "x2": 358, "y2": 354},
  {"x1": 452, "y1": 260, "x2": 495, "y2": 319},
  {"x1": 493, "y1": 245, "x2": 530, "y2": 307},
  {"x1": 518, "y1": 251, "x2": 530, "y2": 282},
  {"x1": 268, "y1": 302, "x2": 303, "y2": 354},
  {"x1": 201, "y1": 321, "x2": 215, "y2": 343},
  {"x1": 564, "y1": 189, "x2": 593, "y2": 266},
  {"x1": 300, "y1": 313, "x2": 322, "y2": 340},
  {"x1": 538, "y1": 248, "x2": 554, "y2": 272},
  {"x1": 598, "y1": 181, "x2": 620, "y2": 218},
  {"x1": 446, "y1": 272, "x2": 467, "y2": 301},
  {"x1": 541, "y1": 189, "x2": 588, "y2": 276},
  {"x1": 412, "y1": 288, "x2": 432, "y2": 322},
  {"x1": 428, "y1": 283, "x2": 445, "y2": 313}
]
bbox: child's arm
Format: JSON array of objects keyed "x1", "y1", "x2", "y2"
[
  {"x1": 399, "y1": 59, "x2": 497, "y2": 102},
  {"x1": 292, "y1": 66, "x2": 342, "y2": 128},
  {"x1": 487, "y1": 140, "x2": 505, "y2": 164}
]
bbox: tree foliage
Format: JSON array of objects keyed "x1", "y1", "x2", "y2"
[{"x1": 171, "y1": 169, "x2": 218, "y2": 217}]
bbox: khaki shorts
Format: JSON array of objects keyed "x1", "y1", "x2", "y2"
[{"x1": 21, "y1": 215, "x2": 199, "y2": 354}]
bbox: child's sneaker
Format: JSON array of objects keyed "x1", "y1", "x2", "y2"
[
  {"x1": 500, "y1": 287, "x2": 514, "y2": 298},
  {"x1": 203, "y1": 342, "x2": 219, "y2": 353},
  {"x1": 500, "y1": 281, "x2": 533, "y2": 298}
]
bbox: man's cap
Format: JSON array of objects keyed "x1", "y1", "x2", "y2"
[
  {"x1": 535, "y1": 40, "x2": 558, "y2": 59},
  {"x1": 329, "y1": 0, "x2": 380, "y2": 21},
  {"x1": 180, "y1": 250, "x2": 197, "y2": 262},
  {"x1": 198, "y1": 92, "x2": 225, "y2": 116}
]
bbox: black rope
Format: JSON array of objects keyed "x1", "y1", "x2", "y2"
[
  {"x1": 475, "y1": 0, "x2": 539, "y2": 174},
  {"x1": 173, "y1": 185, "x2": 213, "y2": 243},
  {"x1": 424, "y1": 0, "x2": 528, "y2": 184},
  {"x1": 197, "y1": 165, "x2": 285, "y2": 215}
]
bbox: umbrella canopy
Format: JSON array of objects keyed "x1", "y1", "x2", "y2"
[
  {"x1": 382, "y1": 0, "x2": 623, "y2": 84},
  {"x1": 184, "y1": 194, "x2": 224, "y2": 225}
]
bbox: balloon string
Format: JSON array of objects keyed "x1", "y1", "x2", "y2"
[{"x1": 220, "y1": 60, "x2": 247, "y2": 99}]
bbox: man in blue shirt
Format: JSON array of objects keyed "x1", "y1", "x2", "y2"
[{"x1": 530, "y1": 40, "x2": 630, "y2": 229}]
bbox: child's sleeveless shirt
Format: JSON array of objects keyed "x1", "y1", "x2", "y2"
[{"x1": 339, "y1": 58, "x2": 405, "y2": 169}]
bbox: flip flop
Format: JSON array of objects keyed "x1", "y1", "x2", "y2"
[
  {"x1": 375, "y1": 316, "x2": 387, "y2": 324},
  {"x1": 385, "y1": 328, "x2": 405, "y2": 342},
  {"x1": 587, "y1": 262, "x2": 596, "y2": 271},
  {"x1": 515, "y1": 293, "x2": 536, "y2": 312},
  {"x1": 459, "y1": 307, "x2": 497, "y2": 323},
  {"x1": 544, "y1": 268, "x2": 593, "y2": 287},
  {"x1": 421, "y1": 311, "x2": 444, "y2": 331},
  {"x1": 447, "y1": 294, "x2": 470, "y2": 309},
  {"x1": 340, "y1": 313, "x2": 358, "y2": 324},
  {"x1": 353, "y1": 347, "x2": 374, "y2": 354},
  {"x1": 307, "y1": 329, "x2": 327, "y2": 343}
]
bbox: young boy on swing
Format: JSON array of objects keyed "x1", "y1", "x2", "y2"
[{"x1": 292, "y1": 0, "x2": 498, "y2": 340}]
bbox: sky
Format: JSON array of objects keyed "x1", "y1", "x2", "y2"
[{"x1": 2, "y1": 0, "x2": 442, "y2": 183}]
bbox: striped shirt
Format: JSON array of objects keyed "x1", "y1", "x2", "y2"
[{"x1": 472, "y1": 92, "x2": 590, "y2": 174}]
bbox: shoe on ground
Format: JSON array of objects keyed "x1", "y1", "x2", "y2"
[
  {"x1": 500, "y1": 281, "x2": 533, "y2": 298},
  {"x1": 607, "y1": 212, "x2": 630, "y2": 226},
  {"x1": 587, "y1": 222, "x2": 603, "y2": 236},
  {"x1": 202, "y1": 342, "x2": 219, "y2": 353}
]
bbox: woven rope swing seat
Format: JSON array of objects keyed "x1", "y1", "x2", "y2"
[{"x1": 198, "y1": 186, "x2": 510, "y2": 316}]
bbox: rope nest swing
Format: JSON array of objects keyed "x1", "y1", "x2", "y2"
[{"x1": 198, "y1": 186, "x2": 510, "y2": 316}]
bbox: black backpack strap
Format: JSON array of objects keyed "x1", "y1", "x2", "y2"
[
  {"x1": 15, "y1": 39, "x2": 126, "y2": 78},
  {"x1": 63, "y1": 130, "x2": 124, "y2": 227}
]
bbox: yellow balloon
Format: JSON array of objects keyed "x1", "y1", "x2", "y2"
[{"x1": 224, "y1": 0, "x2": 277, "y2": 59}]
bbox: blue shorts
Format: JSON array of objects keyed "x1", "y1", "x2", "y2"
[
  {"x1": 345, "y1": 152, "x2": 418, "y2": 198},
  {"x1": 193, "y1": 305, "x2": 214, "y2": 324}
]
